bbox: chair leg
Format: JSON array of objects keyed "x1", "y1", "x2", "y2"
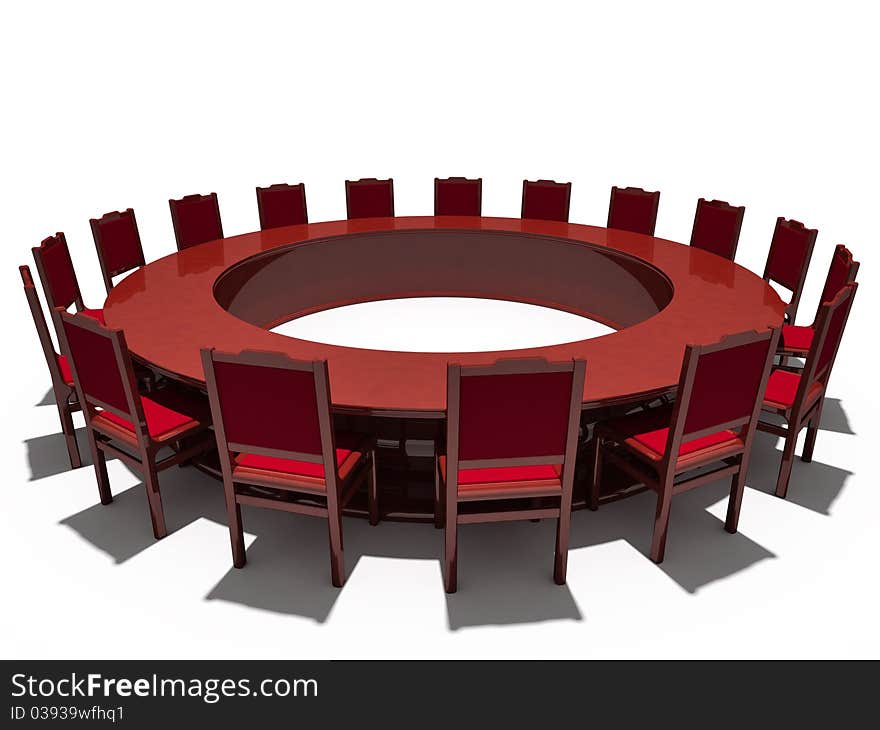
[
  {"x1": 89, "y1": 435, "x2": 112, "y2": 505},
  {"x1": 58, "y1": 402, "x2": 81, "y2": 469},
  {"x1": 554, "y1": 504, "x2": 572, "y2": 585},
  {"x1": 327, "y1": 509, "x2": 346, "y2": 588},
  {"x1": 143, "y1": 462, "x2": 168, "y2": 540},
  {"x1": 725, "y1": 464, "x2": 747, "y2": 534},
  {"x1": 433, "y1": 457, "x2": 443, "y2": 529},
  {"x1": 228, "y1": 501, "x2": 246, "y2": 569},
  {"x1": 367, "y1": 450, "x2": 379, "y2": 526},
  {"x1": 775, "y1": 428, "x2": 799, "y2": 499},
  {"x1": 444, "y1": 503, "x2": 458, "y2": 593},
  {"x1": 649, "y1": 484, "x2": 673, "y2": 563},
  {"x1": 801, "y1": 403, "x2": 823, "y2": 463},
  {"x1": 588, "y1": 434, "x2": 603, "y2": 511}
]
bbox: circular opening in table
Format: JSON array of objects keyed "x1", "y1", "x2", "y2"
[
  {"x1": 271, "y1": 296, "x2": 616, "y2": 353},
  {"x1": 213, "y1": 229, "x2": 676, "y2": 350}
]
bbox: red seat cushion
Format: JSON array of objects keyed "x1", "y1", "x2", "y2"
[
  {"x1": 631, "y1": 427, "x2": 741, "y2": 459},
  {"x1": 234, "y1": 448, "x2": 354, "y2": 481},
  {"x1": 763, "y1": 369, "x2": 824, "y2": 410},
  {"x1": 781, "y1": 324, "x2": 814, "y2": 352},
  {"x1": 600, "y1": 406, "x2": 744, "y2": 467},
  {"x1": 56, "y1": 354, "x2": 74, "y2": 385},
  {"x1": 437, "y1": 456, "x2": 563, "y2": 497},
  {"x1": 81, "y1": 308, "x2": 105, "y2": 325},
  {"x1": 95, "y1": 388, "x2": 205, "y2": 441},
  {"x1": 232, "y1": 434, "x2": 368, "y2": 489}
]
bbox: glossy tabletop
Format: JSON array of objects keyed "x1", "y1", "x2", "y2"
[{"x1": 103, "y1": 217, "x2": 786, "y2": 416}]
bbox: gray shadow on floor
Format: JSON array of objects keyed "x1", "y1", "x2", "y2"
[
  {"x1": 36, "y1": 388, "x2": 56, "y2": 407},
  {"x1": 570, "y1": 422, "x2": 855, "y2": 593},
  {"x1": 205, "y1": 513, "x2": 434, "y2": 624},
  {"x1": 745, "y1": 436, "x2": 853, "y2": 516},
  {"x1": 53, "y1": 452, "x2": 352, "y2": 622},
  {"x1": 48, "y1": 399, "x2": 855, "y2": 625},
  {"x1": 443, "y1": 520, "x2": 582, "y2": 629},
  {"x1": 59, "y1": 465, "x2": 227, "y2": 564},
  {"x1": 206, "y1": 508, "x2": 352, "y2": 623},
  {"x1": 207, "y1": 509, "x2": 580, "y2": 628},
  {"x1": 570, "y1": 482, "x2": 776, "y2": 594},
  {"x1": 817, "y1": 398, "x2": 855, "y2": 435},
  {"x1": 24, "y1": 428, "x2": 91, "y2": 480}
]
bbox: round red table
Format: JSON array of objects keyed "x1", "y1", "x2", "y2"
[
  {"x1": 104, "y1": 216, "x2": 785, "y2": 518},
  {"x1": 104, "y1": 216, "x2": 785, "y2": 414}
]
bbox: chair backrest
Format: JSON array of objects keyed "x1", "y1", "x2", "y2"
[
  {"x1": 31, "y1": 232, "x2": 84, "y2": 312},
  {"x1": 662, "y1": 328, "x2": 781, "y2": 466},
  {"x1": 814, "y1": 244, "x2": 859, "y2": 324},
  {"x1": 446, "y1": 358, "x2": 586, "y2": 481},
  {"x1": 762, "y1": 217, "x2": 817, "y2": 322},
  {"x1": 90, "y1": 208, "x2": 146, "y2": 293},
  {"x1": 169, "y1": 192, "x2": 224, "y2": 250},
  {"x1": 799, "y1": 282, "x2": 858, "y2": 398},
  {"x1": 20, "y1": 265, "x2": 69, "y2": 390},
  {"x1": 607, "y1": 186, "x2": 661, "y2": 235},
  {"x1": 201, "y1": 348, "x2": 338, "y2": 484},
  {"x1": 521, "y1": 179, "x2": 571, "y2": 222},
  {"x1": 345, "y1": 178, "x2": 394, "y2": 219},
  {"x1": 54, "y1": 309, "x2": 146, "y2": 437},
  {"x1": 434, "y1": 177, "x2": 482, "y2": 216},
  {"x1": 689, "y1": 198, "x2": 745, "y2": 261},
  {"x1": 256, "y1": 183, "x2": 308, "y2": 230}
]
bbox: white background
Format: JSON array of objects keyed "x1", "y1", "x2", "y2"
[
  {"x1": 1, "y1": 1, "x2": 877, "y2": 658},
  {"x1": 274, "y1": 298, "x2": 615, "y2": 351}
]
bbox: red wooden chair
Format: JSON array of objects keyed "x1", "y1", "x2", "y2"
[
  {"x1": 256, "y1": 183, "x2": 308, "y2": 230},
  {"x1": 521, "y1": 179, "x2": 572, "y2": 222},
  {"x1": 689, "y1": 198, "x2": 745, "y2": 261},
  {"x1": 169, "y1": 192, "x2": 224, "y2": 250},
  {"x1": 21, "y1": 265, "x2": 82, "y2": 469},
  {"x1": 780, "y1": 245, "x2": 859, "y2": 358},
  {"x1": 757, "y1": 282, "x2": 858, "y2": 499},
  {"x1": 54, "y1": 310, "x2": 213, "y2": 538},
  {"x1": 607, "y1": 186, "x2": 661, "y2": 235},
  {"x1": 435, "y1": 358, "x2": 586, "y2": 593},
  {"x1": 345, "y1": 178, "x2": 394, "y2": 219},
  {"x1": 590, "y1": 328, "x2": 780, "y2": 563},
  {"x1": 90, "y1": 208, "x2": 146, "y2": 293},
  {"x1": 32, "y1": 232, "x2": 104, "y2": 323},
  {"x1": 434, "y1": 177, "x2": 482, "y2": 216},
  {"x1": 762, "y1": 217, "x2": 817, "y2": 323},
  {"x1": 201, "y1": 348, "x2": 379, "y2": 587}
]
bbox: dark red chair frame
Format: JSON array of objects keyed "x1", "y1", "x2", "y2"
[
  {"x1": 169, "y1": 192, "x2": 224, "y2": 251},
  {"x1": 520, "y1": 179, "x2": 572, "y2": 222},
  {"x1": 256, "y1": 183, "x2": 309, "y2": 230},
  {"x1": 434, "y1": 177, "x2": 482, "y2": 216},
  {"x1": 437, "y1": 357, "x2": 586, "y2": 593},
  {"x1": 779, "y1": 244, "x2": 859, "y2": 358},
  {"x1": 689, "y1": 198, "x2": 745, "y2": 261},
  {"x1": 758, "y1": 282, "x2": 858, "y2": 498},
  {"x1": 54, "y1": 309, "x2": 213, "y2": 538},
  {"x1": 762, "y1": 217, "x2": 818, "y2": 324},
  {"x1": 201, "y1": 348, "x2": 378, "y2": 587},
  {"x1": 607, "y1": 186, "x2": 661, "y2": 235},
  {"x1": 90, "y1": 208, "x2": 146, "y2": 294},
  {"x1": 590, "y1": 328, "x2": 781, "y2": 563},
  {"x1": 21, "y1": 265, "x2": 82, "y2": 469},
  {"x1": 345, "y1": 178, "x2": 395, "y2": 220}
]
